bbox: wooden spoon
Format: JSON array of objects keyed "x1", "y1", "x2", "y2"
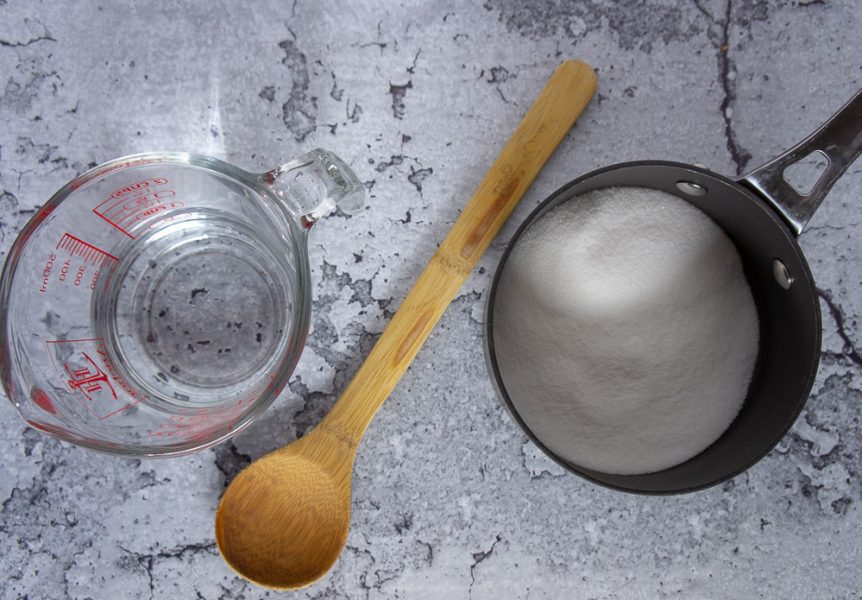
[{"x1": 215, "y1": 60, "x2": 597, "y2": 590}]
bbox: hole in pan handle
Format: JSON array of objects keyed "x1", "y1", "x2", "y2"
[{"x1": 738, "y1": 88, "x2": 862, "y2": 236}]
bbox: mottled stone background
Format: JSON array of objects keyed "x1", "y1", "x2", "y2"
[{"x1": 1, "y1": 1, "x2": 861, "y2": 598}]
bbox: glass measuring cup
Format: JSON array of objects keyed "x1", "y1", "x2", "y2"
[{"x1": 0, "y1": 150, "x2": 363, "y2": 456}]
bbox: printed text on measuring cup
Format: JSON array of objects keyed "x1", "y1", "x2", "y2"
[
  {"x1": 39, "y1": 233, "x2": 118, "y2": 294},
  {"x1": 92, "y1": 177, "x2": 183, "y2": 239},
  {"x1": 46, "y1": 338, "x2": 143, "y2": 419}
]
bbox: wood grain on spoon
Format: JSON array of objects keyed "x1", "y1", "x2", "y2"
[{"x1": 215, "y1": 60, "x2": 597, "y2": 590}]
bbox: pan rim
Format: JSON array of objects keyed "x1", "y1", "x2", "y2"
[{"x1": 483, "y1": 159, "x2": 823, "y2": 495}]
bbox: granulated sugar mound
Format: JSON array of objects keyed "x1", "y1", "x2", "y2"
[{"x1": 493, "y1": 187, "x2": 760, "y2": 475}]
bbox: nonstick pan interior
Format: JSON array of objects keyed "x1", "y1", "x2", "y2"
[{"x1": 484, "y1": 161, "x2": 822, "y2": 494}]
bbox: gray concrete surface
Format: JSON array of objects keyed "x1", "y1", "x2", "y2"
[{"x1": 1, "y1": 1, "x2": 861, "y2": 598}]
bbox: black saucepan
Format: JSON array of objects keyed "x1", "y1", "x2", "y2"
[{"x1": 484, "y1": 90, "x2": 862, "y2": 493}]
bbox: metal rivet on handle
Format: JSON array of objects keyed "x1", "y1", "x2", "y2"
[
  {"x1": 773, "y1": 259, "x2": 793, "y2": 289},
  {"x1": 676, "y1": 181, "x2": 707, "y2": 196}
]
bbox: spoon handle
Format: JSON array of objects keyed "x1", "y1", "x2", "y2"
[{"x1": 322, "y1": 60, "x2": 597, "y2": 444}]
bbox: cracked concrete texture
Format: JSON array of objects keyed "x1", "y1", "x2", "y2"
[{"x1": 1, "y1": 0, "x2": 861, "y2": 598}]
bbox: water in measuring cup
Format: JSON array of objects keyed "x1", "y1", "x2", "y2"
[{"x1": 93, "y1": 210, "x2": 297, "y2": 409}]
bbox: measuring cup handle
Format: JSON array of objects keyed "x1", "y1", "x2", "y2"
[
  {"x1": 263, "y1": 149, "x2": 365, "y2": 229},
  {"x1": 738, "y1": 89, "x2": 862, "y2": 236}
]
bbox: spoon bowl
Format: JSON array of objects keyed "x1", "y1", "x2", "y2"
[{"x1": 215, "y1": 430, "x2": 353, "y2": 589}]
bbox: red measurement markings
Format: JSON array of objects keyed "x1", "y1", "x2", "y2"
[
  {"x1": 70, "y1": 158, "x2": 162, "y2": 192},
  {"x1": 92, "y1": 177, "x2": 181, "y2": 239},
  {"x1": 40, "y1": 233, "x2": 118, "y2": 294},
  {"x1": 55, "y1": 233, "x2": 118, "y2": 267},
  {"x1": 64, "y1": 352, "x2": 118, "y2": 401},
  {"x1": 46, "y1": 338, "x2": 142, "y2": 419},
  {"x1": 148, "y1": 398, "x2": 247, "y2": 439}
]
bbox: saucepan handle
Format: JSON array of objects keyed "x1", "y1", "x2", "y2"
[{"x1": 738, "y1": 89, "x2": 862, "y2": 236}]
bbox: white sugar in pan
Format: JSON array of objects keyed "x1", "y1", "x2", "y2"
[
  {"x1": 484, "y1": 90, "x2": 862, "y2": 493},
  {"x1": 493, "y1": 187, "x2": 759, "y2": 476}
]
